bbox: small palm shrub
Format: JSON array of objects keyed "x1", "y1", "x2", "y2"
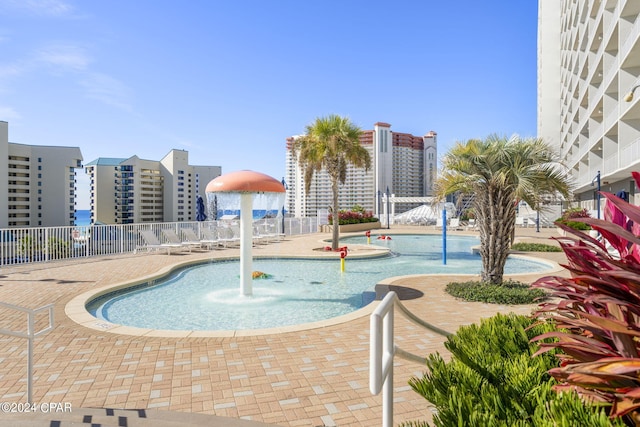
[
  {"x1": 403, "y1": 313, "x2": 621, "y2": 426},
  {"x1": 532, "y1": 172, "x2": 640, "y2": 423},
  {"x1": 44, "y1": 237, "x2": 70, "y2": 259},
  {"x1": 18, "y1": 234, "x2": 40, "y2": 260}
]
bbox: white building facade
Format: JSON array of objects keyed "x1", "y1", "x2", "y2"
[
  {"x1": 285, "y1": 122, "x2": 437, "y2": 218},
  {"x1": 85, "y1": 149, "x2": 221, "y2": 224},
  {"x1": 1, "y1": 121, "x2": 83, "y2": 228},
  {"x1": 538, "y1": 0, "x2": 640, "y2": 211}
]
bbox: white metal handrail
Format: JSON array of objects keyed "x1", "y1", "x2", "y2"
[
  {"x1": 0, "y1": 302, "x2": 55, "y2": 404},
  {"x1": 0, "y1": 217, "x2": 319, "y2": 268},
  {"x1": 370, "y1": 291, "x2": 451, "y2": 427}
]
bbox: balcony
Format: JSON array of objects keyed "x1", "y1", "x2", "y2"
[{"x1": 620, "y1": 137, "x2": 640, "y2": 169}]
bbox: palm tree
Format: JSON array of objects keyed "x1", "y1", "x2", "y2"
[
  {"x1": 435, "y1": 134, "x2": 571, "y2": 284},
  {"x1": 290, "y1": 114, "x2": 371, "y2": 251}
]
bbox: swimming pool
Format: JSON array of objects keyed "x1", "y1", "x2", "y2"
[{"x1": 86, "y1": 234, "x2": 552, "y2": 331}]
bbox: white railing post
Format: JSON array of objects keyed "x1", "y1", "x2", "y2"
[
  {"x1": 370, "y1": 292, "x2": 397, "y2": 427},
  {"x1": 0, "y1": 302, "x2": 54, "y2": 404},
  {"x1": 120, "y1": 226, "x2": 125, "y2": 254},
  {"x1": 44, "y1": 228, "x2": 49, "y2": 262},
  {"x1": 370, "y1": 291, "x2": 452, "y2": 427}
]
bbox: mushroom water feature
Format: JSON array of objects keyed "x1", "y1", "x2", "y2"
[{"x1": 205, "y1": 170, "x2": 286, "y2": 296}]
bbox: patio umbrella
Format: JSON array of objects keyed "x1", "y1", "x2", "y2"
[
  {"x1": 196, "y1": 195, "x2": 207, "y2": 221},
  {"x1": 615, "y1": 190, "x2": 629, "y2": 202}
]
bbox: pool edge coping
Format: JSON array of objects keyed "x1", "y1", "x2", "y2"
[{"x1": 64, "y1": 240, "x2": 563, "y2": 338}]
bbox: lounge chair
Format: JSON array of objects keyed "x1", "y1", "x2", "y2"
[
  {"x1": 200, "y1": 227, "x2": 222, "y2": 248},
  {"x1": 182, "y1": 228, "x2": 219, "y2": 250},
  {"x1": 253, "y1": 225, "x2": 269, "y2": 245},
  {"x1": 162, "y1": 229, "x2": 200, "y2": 252},
  {"x1": 252, "y1": 221, "x2": 280, "y2": 244},
  {"x1": 180, "y1": 228, "x2": 207, "y2": 250},
  {"x1": 434, "y1": 217, "x2": 444, "y2": 230},
  {"x1": 136, "y1": 230, "x2": 183, "y2": 255},
  {"x1": 448, "y1": 218, "x2": 462, "y2": 230},
  {"x1": 217, "y1": 225, "x2": 240, "y2": 247},
  {"x1": 259, "y1": 221, "x2": 285, "y2": 242}
]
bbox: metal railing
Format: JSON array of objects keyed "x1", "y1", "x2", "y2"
[
  {"x1": 0, "y1": 302, "x2": 54, "y2": 403},
  {"x1": 370, "y1": 291, "x2": 451, "y2": 427},
  {"x1": 0, "y1": 217, "x2": 319, "y2": 268}
]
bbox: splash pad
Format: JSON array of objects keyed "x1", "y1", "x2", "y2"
[{"x1": 205, "y1": 170, "x2": 285, "y2": 296}]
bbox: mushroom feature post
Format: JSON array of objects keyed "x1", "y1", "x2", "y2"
[{"x1": 205, "y1": 170, "x2": 286, "y2": 296}]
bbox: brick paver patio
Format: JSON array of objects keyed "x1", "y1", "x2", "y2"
[{"x1": 0, "y1": 226, "x2": 568, "y2": 426}]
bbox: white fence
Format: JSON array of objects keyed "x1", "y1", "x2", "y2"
[{"x1": 0, "y1": 217, "x2": 319, "y2": 268}]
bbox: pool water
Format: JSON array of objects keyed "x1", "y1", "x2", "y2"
[{"x1": 87, "y1": 235, "x2": 551, "y2": 330}]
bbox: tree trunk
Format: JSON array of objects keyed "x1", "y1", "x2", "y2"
[
  {"x1": 476, "y1": 186, "x2": 516, "y2": 284},
  {"x1": 331, "y1": 178, "x2": 340, "y2": 251}
]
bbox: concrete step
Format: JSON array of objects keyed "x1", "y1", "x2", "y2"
[{"x1": 0, "y1": 407, "x2": 280, "y2": 427}]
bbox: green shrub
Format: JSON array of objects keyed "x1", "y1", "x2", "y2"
[
  {"x1": 402, "y1": 314, "x2": 624, "y2": 427},
  {"x1": 555, "y1": 207, "x2": 592, "y2": 230},
  {"x1": 538, "y1": 391, "x2": 625, "y2": 427},
  {"x1": 328, "y1": 209, "x2": 379, "y2": 225},
  {"x1": 511, "y1": 242, "x2": 562, "y2": 252},
  {"x1": 445, "y1": 279, "x2": 546, "y2": 304},
  {"x1": 557, "y1": 219, "x2": 591, "y2": 230},
  {"x1": 44, "y1": 237, "x2": 70, "y2": 260}
]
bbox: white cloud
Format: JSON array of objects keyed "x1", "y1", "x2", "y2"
[
  {"x1": 35, "y1": 43, "x2": 91, "y2": 71},
  {"x1": 0, "y1": 105, "x2": 22, "y2": 121},
  {"x1": 0, "y1": 0, "x2": 74, "y2": 17},
  {"x1": 0, "y1": 62, "x2": 27, "y2": 95},
  {"x1": 80, "y1": 72, "x2": 133, "y2": 112},
  {"x1": 0, "y1": 62, "x2": 24, "y2": 79}
]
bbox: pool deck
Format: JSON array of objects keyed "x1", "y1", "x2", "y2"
[{"x1": 0, "y1": 226, "x2": 570, "y2": 426}]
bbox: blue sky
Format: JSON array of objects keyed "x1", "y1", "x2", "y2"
[{"x1": 0, "y1": 0, "x2": 539, "y2": 209}]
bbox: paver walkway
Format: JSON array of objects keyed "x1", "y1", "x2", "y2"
[{"x1": 0, "y1": 226, "x2": 568, "y2": 426}]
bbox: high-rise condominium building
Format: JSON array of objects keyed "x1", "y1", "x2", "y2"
[
  {"x1": 285, "y1": 122, "x2": 437, "y2": 218},
  {"x1": 85, "y1": 149, "x2": 221, "y2": 224},
  {"x1": 0, "y1": 121, "x2": 83, "y2": 228},
  {"x1": 538, "y1": 0, "x2": 640, "y2": 211}
]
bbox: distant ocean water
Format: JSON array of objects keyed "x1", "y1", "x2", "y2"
[
  {"x1": 75, "y1": 209, "x2": 91, "y2": 226},
  {"x1": 73, "y1": 209, "x2": 283, "y2": 226}
]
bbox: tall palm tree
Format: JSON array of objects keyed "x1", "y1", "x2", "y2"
[
  {"x1": 435, "y1": 134, "x2": 572, "y2": 284},
  {"x1": 291, "y1": 114, "x2": 371, "y2": 250}
]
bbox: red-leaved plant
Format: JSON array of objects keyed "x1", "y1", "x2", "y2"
[
  {"x1": 328, "y1": 209, "x2": 377, "y2": 225},
  {"x1": 532, "y1": 171, "x2": 640, "y2": 424}
]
